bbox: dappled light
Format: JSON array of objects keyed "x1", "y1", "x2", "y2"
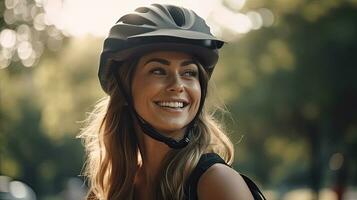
[
  {"x1": 0, "y1": 0, "x2": 275, "y2": 69},
  {"x1": 0, "y1": 176, "x2": 37, "y2": 199},
  {"x1": 1, "y1": 0, "x2": 357, "y2": 199}
]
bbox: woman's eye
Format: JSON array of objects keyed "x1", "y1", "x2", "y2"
[
  {"x1": 150, "y1": 68, "x2": 166, "y2": 75},
  {"x1": 183, "y1": 70, "x2": 198, "y2": 77}
]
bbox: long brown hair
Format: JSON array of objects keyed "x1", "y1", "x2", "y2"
[{"x1": 79, "y1": 54, "x2": 234, "y2": 199}]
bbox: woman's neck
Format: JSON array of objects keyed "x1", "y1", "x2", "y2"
[
  {"x1": 137, "y1": 133, "x2": 171, "y2": 184},
  {"x1": 134, "y1": 122, "x2": 186, "y2": 184}
]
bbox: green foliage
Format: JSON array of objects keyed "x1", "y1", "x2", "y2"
[
  {"x1": 218, "y1": 1, "x2": 357, "y2": 194},
  {"x1": 1, "y1": 0, "x2": 357, "y2": 198},
  {"x1": 33, "y1": 37, "x2": 103, "y2": 139}
]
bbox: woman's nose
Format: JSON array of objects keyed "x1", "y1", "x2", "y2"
[{"x1": 167, "y1": 74, "x2": 184, "y2": 93}]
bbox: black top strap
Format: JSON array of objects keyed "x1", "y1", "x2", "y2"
[
  {"x1": 184, "y1": 153, "x2": 266, "y2": 200},
  {"x1": 240, "y1": 174, "x2": 267, "y2": 200},
  {"x1": 184, "y1": 153, "x2": 227, "y2": 200}
]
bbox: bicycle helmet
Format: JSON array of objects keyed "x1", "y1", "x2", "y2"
[{"x1": 98, "y1": 4, "x2": 225, "y2": 149}]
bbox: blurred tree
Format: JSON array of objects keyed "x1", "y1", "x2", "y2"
[
  {"x1": 216, "y1": 1, "x2": 357, "y2": 199},
  {"x1": 1, "y1": 0, "x2": 357, "y2": 199},
  {"x1": 0, "y1": 0, "x2": 88, "y2": 197},
  {"x1": 33, "y1": 37, "x2": 103, "y2": 140}
]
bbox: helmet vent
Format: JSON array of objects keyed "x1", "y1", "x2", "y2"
[
  {"x1": 135, "y1": 7, "x2": 150, "y2": 13},
  {"x1": 119, "y1": 14, "x2": 156, "y2": 26},
  {"x1": 167, "y1": 6, "x2": 185, "y2": 27}
]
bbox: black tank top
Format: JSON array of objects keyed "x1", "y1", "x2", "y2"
[{"x1": 184, "y1": 153, "x2": 266, "y2": 200}]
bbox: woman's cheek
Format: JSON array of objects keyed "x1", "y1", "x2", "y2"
[{"x1": 189, "y1": 82, "x2": 201, "y2": 110}]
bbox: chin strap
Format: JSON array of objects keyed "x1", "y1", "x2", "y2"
[
  {"x1": 133, "y1": 109, "x2": 194, "y2": 149},
  {"x1": 112, "y1": 64, "x2": 197, "y2": 149}
]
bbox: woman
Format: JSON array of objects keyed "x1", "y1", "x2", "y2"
[{"x1": 80, "y1": 4, "x2": 266, "y2": 200}]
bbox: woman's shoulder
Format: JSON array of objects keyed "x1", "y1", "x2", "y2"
[{"x1": 197, "y1": 162, "x2": 254, "y2": 200}]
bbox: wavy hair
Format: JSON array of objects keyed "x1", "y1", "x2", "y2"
[{"x1": 79, "y1": 55, "x2": 234, "y2": 200}]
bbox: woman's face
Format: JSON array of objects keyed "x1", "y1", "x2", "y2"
[{"x1": 131, "y1": 51, "x2": 201, "y2": 139}]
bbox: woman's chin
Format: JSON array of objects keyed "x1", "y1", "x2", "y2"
[{"x1": 154, "y1": 125, "x2": 187, "y2": 139}]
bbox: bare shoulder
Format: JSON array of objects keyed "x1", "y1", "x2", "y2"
[{"x1": 197, "y1": 163, "x2": 254, "y2": 200}]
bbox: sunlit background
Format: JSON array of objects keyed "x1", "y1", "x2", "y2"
[
  {"x1": 1, "y1": 0, "x2": 357, "y2": 199},
  {"x1": 0, "y1": 0, "x2": 275, "y2": 69}
]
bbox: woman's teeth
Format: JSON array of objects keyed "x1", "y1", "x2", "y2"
[{"x1": 156, "y1": 101, "x2": 185, "y2": 108}]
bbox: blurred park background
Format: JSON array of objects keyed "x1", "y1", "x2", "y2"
[{"x1": 0, "y1": 0, "x2": 356, "y2": 199}]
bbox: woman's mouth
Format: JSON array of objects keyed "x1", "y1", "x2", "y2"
[{"x1": 154, "y1": 101, "x2": 189, "y2": 110}]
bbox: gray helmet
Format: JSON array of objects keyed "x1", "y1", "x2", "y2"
[{"x1": 98, "y1": 3, "x2": 224, "y2": 94}]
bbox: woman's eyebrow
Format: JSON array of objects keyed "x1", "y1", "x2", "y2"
[
  {"x1": 180, "y1": 60, "x2": 197, "y2": 67},
  {"x1": 144, "y1": 58, "x2": 197, "y2": 67},
  {"x1": 145, "y1": 58, "x2": 170, "y2": 66}
]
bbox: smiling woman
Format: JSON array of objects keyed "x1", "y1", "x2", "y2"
[
  {"x1": 132, "y1": 51, "x2": 202, "y2": 139},
  {"x1": 79, "y1": 3, "x2": 266, "y2": 200}
]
